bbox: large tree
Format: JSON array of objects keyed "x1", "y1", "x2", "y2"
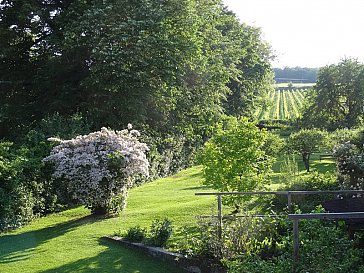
[
  {"x1": 224, "y1": 23, "x2": 274, "y2": 118},
  {"x1": 302, "y1": 58, "x2": 364, "y2": 130}
]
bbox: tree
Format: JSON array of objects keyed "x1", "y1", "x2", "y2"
[
  {"x1": 200, "y1": 116, "x2": 272, "y2": 206},
  {"x1": 0, "y1": 0, "x2": 94, "y2": 138},
  {"x1": 224, "y1": 23, "x2": 274, "y2": 118},
  {"x1": 302, "y1": 58, "x2": 364, "y2": 130},
  {"x1": 286, "y1": 129, "x2": 328, "y2": 172},
  {"x1": 43, "y1": 126, "x2": 149, "y2": 214}
]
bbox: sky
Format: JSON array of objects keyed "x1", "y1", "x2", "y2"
[{"x1": 223, "y1": 0, "x2": 364, "y2": 68}]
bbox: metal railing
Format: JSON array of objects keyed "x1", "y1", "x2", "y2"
[{"x1": 195, "y1": 190, "x2": 364, "y2": 266}]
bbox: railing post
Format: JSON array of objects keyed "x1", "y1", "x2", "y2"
[
  {"x1": 293, "y1": 219, "x2": 299, "y2": 268},
  {"x1": 288, "y1": 191, "x2": 292, "y2": 213},
  {"x1": 217, "y1": 194, "x2": 222, "y2": 240}
]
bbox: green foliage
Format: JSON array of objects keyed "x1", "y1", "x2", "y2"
[
  {"x1": 279, "y1": 154, "x2": 299, "y2": 184},
  {"x1": 123, "y1": 219, "x2": 174, "y2": 248},
  {"x1": 224, "y1": 23, "x2": 274, "y2": 118},
  {"x1": 0, "y1": 142, "x2": 35, "y2": 231},
  {"x1": 123, "y1": 226, "x2": 147, "y2": 243},
  {"x1": 0, "y1": 113, "x2": 93, "y2": 231},
  {"x1": 262, "y1": 131, "x2": 285, "y2": 157},
  {"x1": 200, "y1": 116, "x2": 273, "y2": 205},
  {"x1": 225, "y1": 212, "x2": 364, "y2": 273},
  {"x1": 295, "y1": 219, "x2": 364, "y2": 273},
  {"x1": 333, "y1": 141, "x2": 364, "y2": 189},
  {"x1": 257, "y1": 90, "x2": 305, "y2": 121},
  {"x1": 146, "y1": 219, "x2": 173, "y2": 248},
  {"x1": 274, "y1": 67, "x2": 318, "y2": 83},
  {"x1": 302, "y1": 58, "x2": 364, "y2": 130},
  {"x1": 273, "y1": 171, "x2": 338, "y2": 213},
  {"x1": 195, "y1": 215, "x2": 282, "y2": 262},
  {"x1": 286, "y1": 128, "x2": 329, "y2": 172}
]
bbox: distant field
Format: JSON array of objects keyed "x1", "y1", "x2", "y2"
[
  {"x1": 257, "y1": 89, "x2": 306, "y2": 120},
  {"x1": 274, "y1": 83, "x2": 315, "y2": 88}
]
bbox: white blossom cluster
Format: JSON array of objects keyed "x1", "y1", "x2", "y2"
[{"x1": 44, "y1": 126, "x2": 149, "y2": 212}]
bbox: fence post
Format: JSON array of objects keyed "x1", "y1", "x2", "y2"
[
  {"x1": 217, "y1": 194, "x2": 222, "y2": 240},
  {"x1": 288, "y1": 191, "x2": 292, "y2": 213}
]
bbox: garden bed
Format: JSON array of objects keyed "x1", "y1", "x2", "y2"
[{"x1": 103, "y1": 236, "x2": 226, "y2": 273}]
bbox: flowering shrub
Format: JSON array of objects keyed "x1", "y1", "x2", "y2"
[
  {"x1": 44, "y1": 126, "x2": 149, "y2": 214},
  {"x1": 333, "y1": 141, "x2": 364, "y2": 190}
]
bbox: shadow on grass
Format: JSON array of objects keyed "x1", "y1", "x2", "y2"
[
  {"x1": 39, "y1": 238, "x2": 185, "y2": 273},
  {"x1": 0, "y1": 214, "x2": 106, "y2": 264}
]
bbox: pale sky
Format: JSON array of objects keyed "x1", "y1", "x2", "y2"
[{"x1": 223, "y1": 0, "x2": 364, "y2": 68}]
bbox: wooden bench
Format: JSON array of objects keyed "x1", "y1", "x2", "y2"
[{"x1": 322, "y1": 197, "x2": 364, "y2": 235}]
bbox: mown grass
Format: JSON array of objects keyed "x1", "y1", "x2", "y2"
[
  {"x1": 0, "y1": 158, "x2": 336, "y2": 273},
  {"x1": 269, "y1": 153, "x2": 336, "y2": 190},
  {"x1": 0, "y1": 166, "x2": 215, "y2": 273}
]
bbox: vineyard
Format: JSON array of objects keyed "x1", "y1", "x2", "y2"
[{"x1": 256, "y1": 89, "x2": 307, "y2": 120}]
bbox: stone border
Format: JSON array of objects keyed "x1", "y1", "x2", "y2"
[{"x1": 103, "y1": 236, "x2": 226, "y2": 273}]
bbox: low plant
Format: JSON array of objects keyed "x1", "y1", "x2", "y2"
[
  {"x1": 121, "y1": 219, "x2": 173, "y2": 247},
  {"x1": 123, "y1": 226, "x2": 147, "y2": 243},
  {"x1": 147, "y1": 218, "x2": 173, "y2": 247},
  {"x1": 223, "y1": 207, "x2": 364, "y2": 273},
  {"x1": 272, "y1": 171, "x2": 338, "y2": 213}
]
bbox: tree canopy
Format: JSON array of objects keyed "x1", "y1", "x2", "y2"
[
  {"x1": 301, "y1": 58, "x2": 364, "y2": 130},
  {"x1": 0, "y1": 0, "x2": 273, "y2": 140},
  {"x1": 200, "y1": 116, "x2": 272, "y2": 206},
  {"x1": 286, "y1": 129, "x2": 328, "y2": 172}
]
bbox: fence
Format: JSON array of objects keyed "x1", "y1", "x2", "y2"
[{"x1": 195, "y1": 190, "x2": 364, "y2": 266}]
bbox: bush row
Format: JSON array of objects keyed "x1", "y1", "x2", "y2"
[{"x1": 0, "y1": 114, "x2": 199, "y2": 232}]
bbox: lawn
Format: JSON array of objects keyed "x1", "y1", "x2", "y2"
[
  {"x1": 0, "y1": 166, "x2": 215, "y2": 273},
  {"x1": 0, "y1": 158, "x2": 336, "y2": 273}
]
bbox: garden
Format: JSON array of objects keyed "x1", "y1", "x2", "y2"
[{"x1": 2, "y1": 1, "x2": 364, "y2": 272}]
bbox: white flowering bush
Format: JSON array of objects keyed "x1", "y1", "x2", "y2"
[
  {"x1": 43, "y1": 126, "x2": 149, "y2": 214},
  {"x1": 333, "y1": 141, "x2": 364, "y2": 190}
]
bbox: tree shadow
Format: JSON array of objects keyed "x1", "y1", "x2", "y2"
[
  {"x1": 0, "y1": 214, "x2": 106, "y2": 264},
  {"x1": 39, "y1": 238, "x2": 185, "y2": 273}
]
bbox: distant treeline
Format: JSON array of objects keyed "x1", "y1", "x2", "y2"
[{"x1": 274, "y1": 67, "x2": 318, "y2": 83}]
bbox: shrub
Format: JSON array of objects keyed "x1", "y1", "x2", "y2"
[
  {"x1": 225, "y1": 212, "x2": 364, "y2": 273},
  {"x1": 189, "y1": 214, "x2": 283, "y2": 262},
  {"x1": 147, "y1": 219, "x2": 173, "y2": 247},
  {"x1": 141, "y1": 129, "x2": 198, "y2": 181},
  {"x1": 333, "y1": 141, "x2": 364, "y2": 189},
  {"x1": 272, "y1": 171, "x2": 338, "y2": 213},
  {"x1": 123, "y1": 226, "x2": 147, "y2": 243},
  {"x1": 44, "y1": 126, "x2": 149, "y2": 214},
  {"x1": 0, "y1": 142, "x2": 35, "y2": 231}
]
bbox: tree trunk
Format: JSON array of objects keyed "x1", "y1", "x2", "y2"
[
  {"x1": 302, "y1": 153, "x2": 310, "y2": 172},
  {"x1": 92, "y1": 206, "x2": 108, "y2": 215}
]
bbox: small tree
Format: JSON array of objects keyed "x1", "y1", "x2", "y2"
[
  {"x1": 286, "y1": 129, "x2": 328, "y2": 172},
  {"x1": 200, "y1": 117, "x2": 272, "y2": 206},
  {"x1": 44, "y1": 126, "x2": 149, "y2": 214}
]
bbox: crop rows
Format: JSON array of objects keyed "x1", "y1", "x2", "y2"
[{"x1": 257, "y1": 89, "x2": 306, "y2": 120}]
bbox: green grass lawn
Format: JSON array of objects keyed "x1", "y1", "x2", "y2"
[
  {"x1": 0, "y1": 158, "x2": 336, "y2": 273},
  {"x1": 0, "y1": 166, "x2": 215, "y2": 273},
  {"x1": 269, "y1": 153, "x2": 336, "y2": 190}
]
